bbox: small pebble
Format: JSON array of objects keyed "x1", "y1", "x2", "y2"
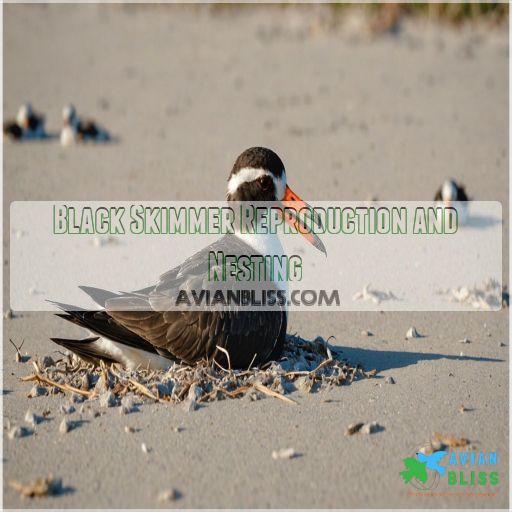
[
  {"x1": 271, "y1": 448, "x2": 296, "y2": 460},
  {"x1": 384, "y1": 376, "x2": 395, "y2": 384},
  {"x1": 361, "y1": 330, "x2": 373, "y2": 336},
  {"x1": 498, "y1": 342, "x2": 506, "y2": 347},
  {"x1": 124, "y1": 426, "x2": 134, "y2": 434},
  {"x1": 4, "y1": 309, "x2": 13, "y2": 319},
  {"x1": 28, "y1": 385, "x2": 47, "y2": 398},
  {"x1": 88, "y1": 409, "x2": 100, "y2": 418},
  {"x1": 141, "y1": 443, "x2": 149, "y2": 454},
  {"x1": 59, "y1": 418, "x2": 71, "y2": 434},
  {"x1": 459, "y1": 338, "x2": 471, "y2": 344}
]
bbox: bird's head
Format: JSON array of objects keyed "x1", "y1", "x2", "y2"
[{"x1": 226, "y1": 147, "x2": 325, "y2": 254}]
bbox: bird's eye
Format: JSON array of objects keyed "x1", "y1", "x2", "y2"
[{"x1": 258, "y1": 175, "x2": 272, "y2": 190}]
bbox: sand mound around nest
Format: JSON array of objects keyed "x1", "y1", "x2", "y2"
[{"x1": 20, "y1": 336, "x2": 375, "y2": 408}]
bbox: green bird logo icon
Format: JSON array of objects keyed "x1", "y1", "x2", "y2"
[{"x1": 400, "y1": 457, "x2": 428, "y2": 484}]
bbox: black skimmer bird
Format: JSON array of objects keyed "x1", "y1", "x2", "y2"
[
  {"x1": 434, "y1": 179, "x2": 470, "y2": 224},
  {"x1": 60, "y1": 104, "x2": 110, "y2": 146},
  {"x1": 51, "y1": 147, "x2": 325, "y2": 370},
  {"x1": 3, "y1": 103, "x2": 45, "y2": 140}
]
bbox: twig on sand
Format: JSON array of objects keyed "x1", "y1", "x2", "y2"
[
  {"x1": 20, "y1": 373, "x2": 92, "y2": 398},
  {"x1": 128, "y1": 379, "x2": 158, "y2": 401},
  {"x1": 253, "y1": 382, "x2": 297, "y2": 405}
]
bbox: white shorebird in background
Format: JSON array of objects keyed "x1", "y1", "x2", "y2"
[
  {"x1": 434, "y1": 179, "x2": 470, "y2": 225},
  {"x1": 51, "y1": 147, "x2": 325, "y2": 370},
  {"x1": 3, "y1": 103, "x2": 46, "y2": 140},
  {"x1": 60, "y1": 104, "x2": 110, "y2": 146}
]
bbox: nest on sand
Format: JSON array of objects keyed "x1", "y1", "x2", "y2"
[{"x1": 20, "y1": 335, "x2": 375, "y2": 408}]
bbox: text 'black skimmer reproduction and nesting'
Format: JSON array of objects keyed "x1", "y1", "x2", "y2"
[
  {"x1": 60, "y1": 104, "x2": 111, "y2": 146},
  {"x1": 51, "y1": 147, "x2": 326, "y2": 370},
  {"x1": 3, "y1": 103, "x2": 46, "y2": 140}
]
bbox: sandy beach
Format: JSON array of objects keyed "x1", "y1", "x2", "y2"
[{"x1": 3, "y1": 4, "x2": 509, "y2": 509}]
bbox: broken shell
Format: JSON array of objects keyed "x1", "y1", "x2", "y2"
[
  {"x1": 59, "y1": 403, "x2": 75, "y2": 415},
  {"x1": 99, "y1": 391, "x2": 117, "y2": 408},
  {"x1": 183, "y1": 399, "x2": 198, "y2": 412},
  {"x1": 8, "y1": 426, "x2": 30, "y2": 440},
  {"x1": 361, "y1": 330, "x2": 373, "y2": 336},
  {"x1": 40, "y1": 355, "x2": 55, "y2": 369},
  {"x1": 187, "y1": 383, "x2": 203, "y2": 402},
  {"x1": 80, "y1": 373, "x2": 91, "y2": 391},
  {"x1": 344, "y1": 422, "x2": 365, "y2": 436},
  {"x1": 459, "y1": 338, "x2": 471, "y2": 344},
  {"x1": 271, "y1": 448, "x2": 296, "y2": 460},
  {"x1": 405, "y1": 327, "x2": 422, "y2": 339},
  {"x1": 24, "y1": 410, "x2": 38, "y2": 427},
  {"x1": 384, "y1": 376, "x2": 395, "y2": 384},
  {"x1": 59, "y1": 418, "x2": 71, "y2": 434},
  {"x1": 124, "y1": 426, "x2": 134, "y2": 434},
  {"x1": 361, "y1": 421, "x2": 380, "y2": 435},
  {"x1": 28, "y1": 385, "x2": 47, "y2": 398},
  {"x1": 158, "y1": 488, "x2": 178, "y2": 502},
  {"x1": 141, "y1": 443, "x2": 149, "y2": 454}
]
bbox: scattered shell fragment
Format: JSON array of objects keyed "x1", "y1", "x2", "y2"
[
  {"x1": 459, "y1": 404, "x2": 468, "y2": 413},
  {"x1": 271, "y1": 448, "x2": 296, "y2": 460},
  {"x1": 99, "y1": 391, "x2": 116, "y2": 408},
  {"x1": 361, "y1": 330, "x2": 373, "y2": 336},
  {"x1": 361, "y1": 421, "x2": 380, "y2": 435},
  {"x1": 124, "y1": 426, "x2": 134, "y2": 434},
  {"x1": 8, "y1": 474, "x2": 63, "y2": 498},
  {"x1": 24, "y1": 410, "x2": 39, "y2": 427},
  {"x1": 59, "y1": 418, "x2": 71, "y2": 434},
  {"x1": 183, "y1": 399, "x2": 198, "y2": 412},
  {"x1": 80, "y1": 373, "x2": 91, "y2": 391},
  {"x1": 28, "y1": 385, "x2": 47, "y2": 398},
  {"x1": 384, "y1": 376, "x2": 395, "y2": 384},
  {"x1": 345, "y1": 421, "x2": 381, "y2": 435},
  {"x1": 4, "y1": 309, "x2": 14, "y2": 319},
  {"x1": 459, "y1": 338, "x2": 471, "y2": 344},
  {"x1": 119, "y1": 396, "x2": 136, "y2": 415},
  {"x1": 158, "y1": 488, "x2": 179, "y2": 502},
  {"x1": 141, "y1": 443, "x2": 149, "y2": 454},
  {"x1": 344, "y1": 422, "x2": 365, "y2": 436},
  {"x1": 188, "y1": 383, "x2": 203, "y2": 402},
  {"x1": 405, "y1": 327, "x2": 422, "y2": 339},
  {"x1": 352, "y1": 284, "x2": 398, "y2": 305},
  {"x1": 59, "y1": 403, "x2": 75, "y2": 415},
  {"x1": 8, "y1": 426, "x2": 30, "y2": 440},
  {"x1": 40, "y1": 356, "x2": 55, "y2": 369}
]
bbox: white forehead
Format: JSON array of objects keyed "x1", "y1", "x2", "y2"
[
  {"x1": 442, "y1": 180, "x2": 457, "y2": 199},
  {"x1": 227, "y1": 167, "x2": 287, "y2": 200}
]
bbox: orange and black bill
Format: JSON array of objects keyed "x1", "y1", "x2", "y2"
[{"x1": 280, "y1": 185, "x2": 327, "y2": 255}]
